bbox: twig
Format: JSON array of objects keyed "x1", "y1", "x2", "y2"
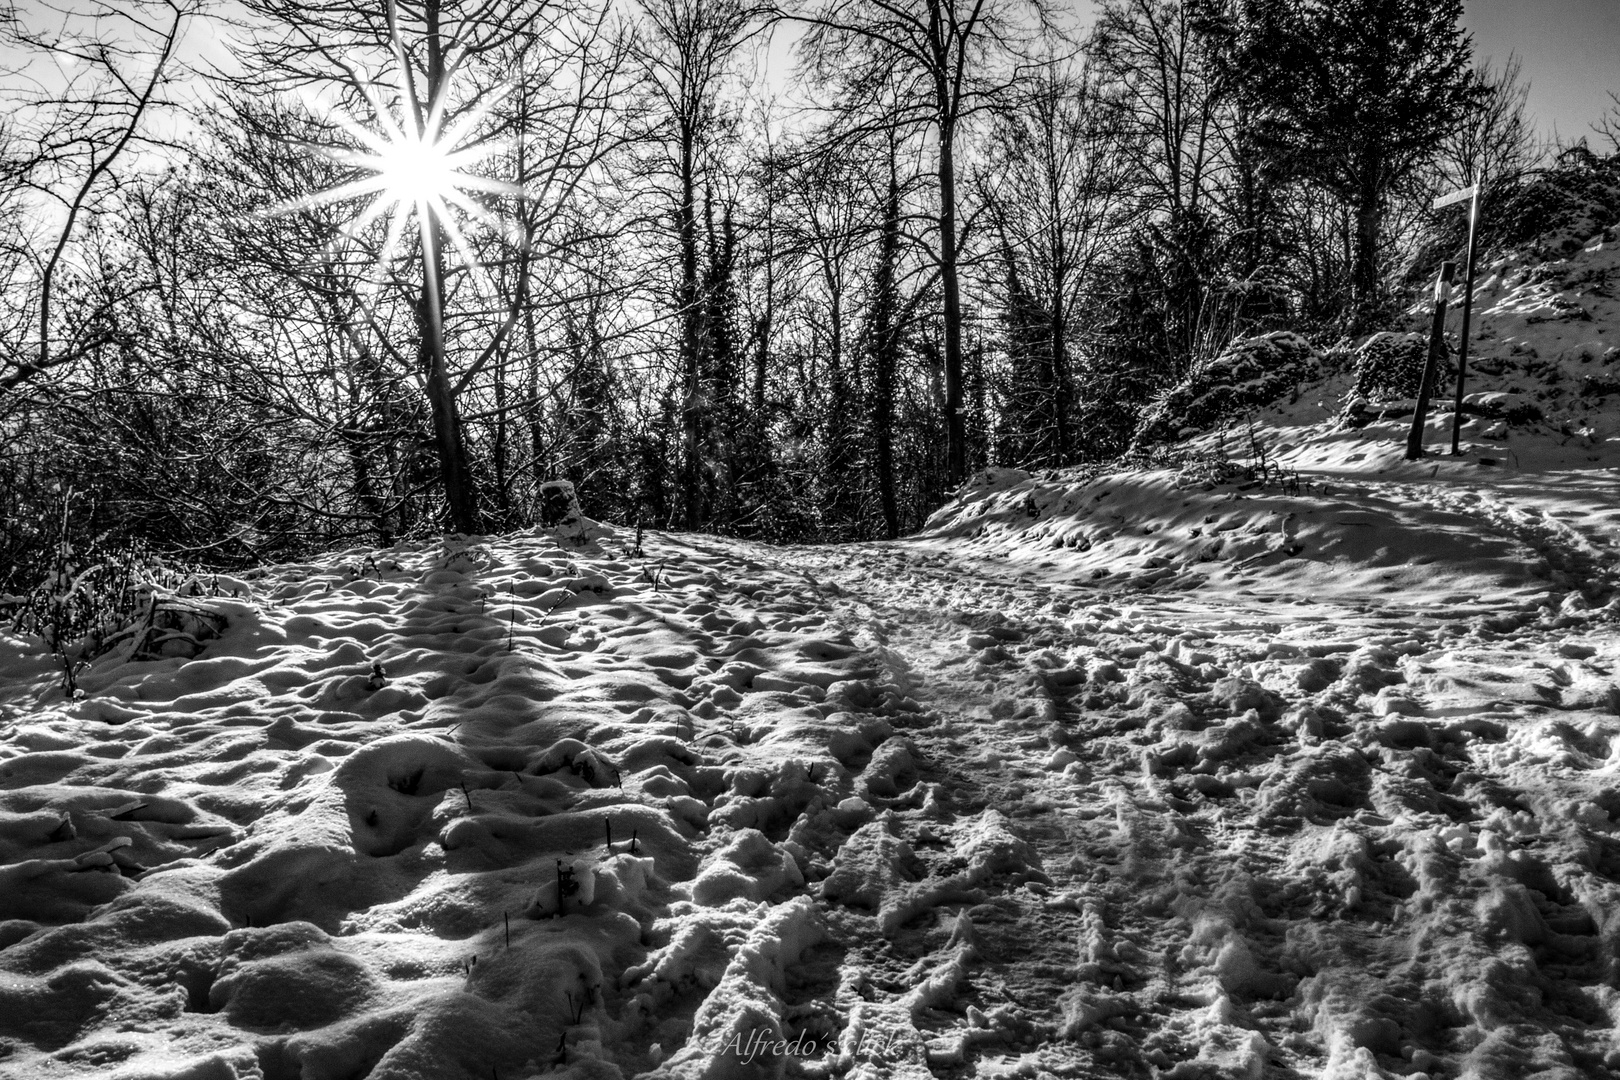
[{"x1": 507, "y1": 579, "x2": 517, "y2": 652}]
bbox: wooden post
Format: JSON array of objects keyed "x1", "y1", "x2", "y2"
[
  {"x1": 1406, "y1": 260, "x2": 1456, "y2": 461},
  {"x1": 1449, "y1": 185, "x2": 1482, "y2": 454}
]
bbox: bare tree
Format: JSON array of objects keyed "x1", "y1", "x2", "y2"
[
  {"x1": 1590, "y1": 91, "x2": 1620, "y2": 156},
  {"x1": 788, "y1": 0, "x2": 1044, "y2": 486},
  {"x1": 1086, "y1": 0, "x2": 1231, "y2": 373},
  {"x1": 1089, "y1": 0, "x2": 1224, "y2": 233},
  {"x1": 1439, "y1": 53, "x2": 1540, "y2": 191},
  {"x1": 978, "y1": 61, "x2": 1128, "y2": 464},
  {"x1": 229, "y1": 0, "x2": 623, "y2": 534},
  {"x1": 192, "y1": 94, "x2": 433, "y2": 541},
  {"x1": 0, "y1": 0, "x2": 197, "y2": 394},
  {"x1": 632, "y1": 0, "x2": 755, "y2": 530}
]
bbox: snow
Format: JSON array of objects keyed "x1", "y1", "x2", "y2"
[{"x1": 4, "y1": 232, "x2": 1620, "y2": 1078}]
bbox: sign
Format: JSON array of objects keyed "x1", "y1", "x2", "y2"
[{"x1": 1433, "y1": 184, "x2": 1478, "y2": 210}]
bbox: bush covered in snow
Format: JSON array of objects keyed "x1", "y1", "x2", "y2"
[
  {"x1": 1132, "y1": 331, "x2": 1320, "y2": 447},
  {"x1": 1334, "y1": 332, "x2": 1462, "y2": 431},
  {"x1": 2, "y1": 541, "x2": 231, "y2": 695},
  {"x1": 1349, "y1": 331, "x2": 1438, "y2": 402}
]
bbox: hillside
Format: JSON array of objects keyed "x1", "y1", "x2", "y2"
[{"x1": 2, "y1": 231, "x2": 1620, "y2": 1080}]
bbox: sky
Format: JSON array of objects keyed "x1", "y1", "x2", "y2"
[
  {"x1": 1461, "y1": 0, "x2": 1620, "y2": 144},
  {"x1": 4, "y1": 1, "x2": 1617, "y2": 164}
]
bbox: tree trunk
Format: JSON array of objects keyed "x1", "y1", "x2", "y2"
[
  {"x1": 873, "y1": 173, "x2": 901, "y2": 540},
  {"x1": 753, "y1": 213, "x2": 771, "y2": 419},
  {"x1": 938, "y1": 118, "x2": 966, "y2": 486},
  {"x1": 492, "y1": 347, "x2": 509, "y2": 522},
  {"x1": 828, "y1": 289, "x2": 843, "y2": 388},
  {"x1": 679, "y1": 125, "x2": 702, "y2": 532},
  {"x1": 920, "y1": 336, "x2": 947, "y2": 510},
  {"x1": 418, "y1": 0, "x2": 478, "y2": 535},
  {"x1": 1352, "y1": 157, "x2": 1383, "y2": 318},
  {"x1": 419, "y1": 213, "x2": 479, "y2": 534},
  {"x1": 343, "y1": 427, "x2": 391, "y2": 545},
  {"x1": 1050, "y1": 301, "x2": 1069, "y2": 466},
  {"x1": 525, "y1": 281, "x2": 545, "y2": 503}
]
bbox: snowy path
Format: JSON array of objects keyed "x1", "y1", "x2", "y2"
[
  {"x1": 754, "y1": 532, "x2": 1620, "y2": 1080},
  {"x1": 0, "y1": 498, "x2": 1617, "y2": 1080}
]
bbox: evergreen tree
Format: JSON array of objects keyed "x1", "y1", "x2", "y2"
[
  {"x1": 1236, "y1": 0, "x2": 1481, "y2": 321},
  {"x1": 865, "y1": 169, "x2": 904, "y2": 539},
  {"x1": 995, "y1": 246, "x2": 1058, "y2": 466},
  {"x1": 700, "y1": 195, "x2": 745, "y2": 527}
]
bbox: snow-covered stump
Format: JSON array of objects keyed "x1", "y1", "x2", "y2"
[{"x1": 535, "y1": 479, "x2": 614, "y2": 547}]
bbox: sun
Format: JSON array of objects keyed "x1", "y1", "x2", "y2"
[
  {"x1": 370, "y1": 127, "x2": 462, "y2": 209},
  {"x1": 279, "y1": 68, "x2": 519, "y2": 275}
]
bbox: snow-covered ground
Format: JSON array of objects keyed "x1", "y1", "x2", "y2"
[{"x1": 1, "y1": 232, "x2": 1619, "y2": 1080}]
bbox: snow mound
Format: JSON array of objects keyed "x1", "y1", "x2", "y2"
[
  {"x1": 925, "y1": 211, "x2": 1620, "y2": 605},
  {"x1": 921, "y1": 464, "x2": 1569, "y2": 608},
  {"x1": 1345, "y1": 331, "x2": 1434, "y2": 405}
]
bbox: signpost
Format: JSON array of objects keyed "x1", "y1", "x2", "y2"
[
  {"x1": 1431, "y1": 183, "x2": 1477, "y2": 210},
  {"x1": 1406, "y1": 260, "x2": 1456, "y2": 461},
  {"x1": 1433, "y1": 182, "x2": 1482, "y2": 454}
]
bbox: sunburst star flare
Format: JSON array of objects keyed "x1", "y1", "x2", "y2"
[{"x1": 274, "y1": 64, "x2": 520, "y2": 276}]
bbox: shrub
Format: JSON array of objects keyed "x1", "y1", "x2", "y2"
[
  {"x1": 3, "y1": 537, "x2": 223, "y2": 695},
  {"x1": 1132, "y1": 332, "x2": 1321, "y2": 447},
  {"x1": 1349, "y1": 332, "x2": 1443, "y2": 402}
]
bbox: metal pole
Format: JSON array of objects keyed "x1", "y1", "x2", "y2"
[
  {"x1": 1449, "y1": 185, "x2": 1481, "y2": 455},
  {"x1": 1407, "y1": 260, "x2": 1456, "y2": 461}
]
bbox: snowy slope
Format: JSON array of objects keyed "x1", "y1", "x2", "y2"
[
  {"x1": 930, "y1": 220, "x2": 1620, "y2": 614},
  {"x1": 1239, "y1": 219, "x2": 1619, "y2": 469}
]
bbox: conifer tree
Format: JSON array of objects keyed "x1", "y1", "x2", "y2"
[
  {"x1": 1236, "y1": 0, "x2": 1480, "y2": 320},
  {"x1": 866, "y1": 167, "x2": 904, "y2": 539}
]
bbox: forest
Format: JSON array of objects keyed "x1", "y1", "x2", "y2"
[{"x1": 0, "y1": 0, "x2": 1611, "y2": 588}]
